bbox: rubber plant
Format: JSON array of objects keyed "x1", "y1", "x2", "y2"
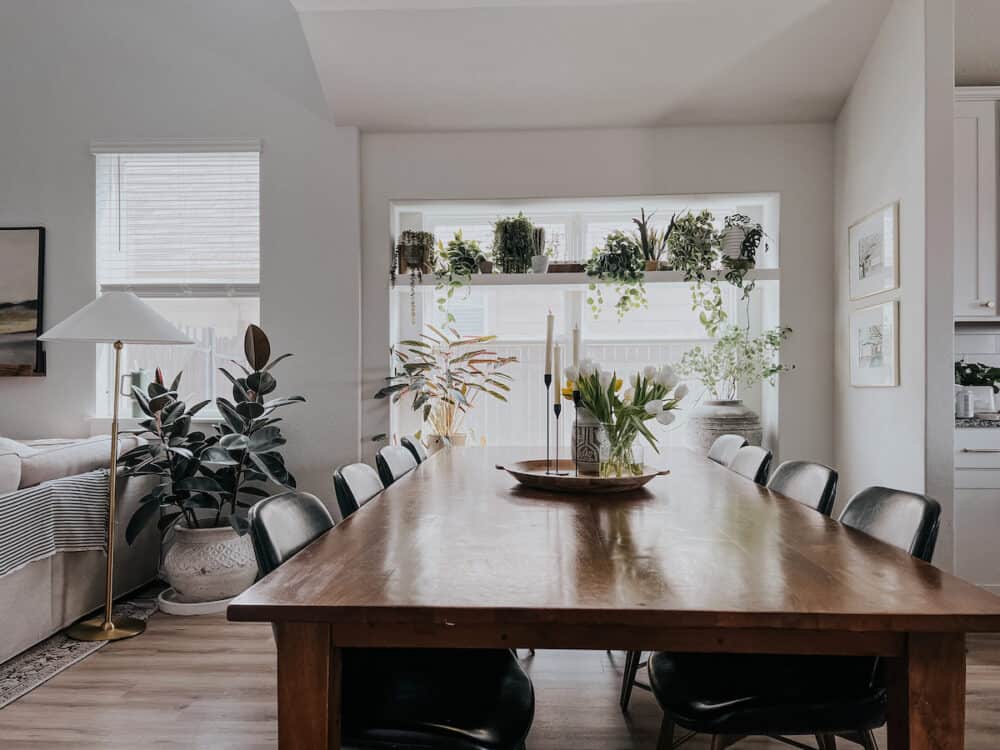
[
  {"x1": 435, "y1": 230, "x2": 486, "y2": 325},
  {"x1": 585, "y1": 230, "x2": 646, "y2": 320},
  {"x1": 120, "y1": 370, "x2": 220, "y2": 543},
  {"x1": 200, "y1": 324, "x2": 305, "y2": 534},
  {"x1": 668, "y1": 210, "x2": 727, "y2": 335}
]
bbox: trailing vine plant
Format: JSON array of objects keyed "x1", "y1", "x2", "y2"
[
  {"x1": 585, "y1": 230, "x2": 646, "y2": 320},
  {"x1": 667, "y1": 210, "x2": 728, "y2": 335},
  {"x1": 434, "y1": 230, "x2": 486, "y2": 325}
]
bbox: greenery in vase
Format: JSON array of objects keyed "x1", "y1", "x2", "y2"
[
  {"x1": 493, "y1": 213, "x2": 535, "y2": 273},
  {"x1": 565, "y1": 359, "x2": 687, "y2": 476},
  {"x1": 678, "y1": 325, "x2": 792, "y2": 401},
  {"x1": 667, "y1": 210, "x2": 727, "y2": 335},
  {"x1": 720, "y1": 213, "x2": 767, "y2": 299},
  {"x1": 374, "y1": 326, "x2": 517, "y2": 441},
  {"x1": 632, "y1": 208, "x2": 675, "y2": 264},
  {"x1": 585, "y1": 230, "x2": 646, "y2": 320},
  {"x1": 434, "y1": 230, "x2": 486, "y2": 325},
  {"x1": 956, "y1": 359, "x2": 1000, "y2": 393}
]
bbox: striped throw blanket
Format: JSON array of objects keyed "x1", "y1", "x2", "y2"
[{"x1": 0, "y1": 470, "x2": 109, "y2": 578}]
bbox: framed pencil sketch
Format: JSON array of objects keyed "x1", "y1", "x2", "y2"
[
  {"x1": 850, "y1": 300, "x2": 898, "y2": 387},
  {"x1": 849, "y1": 202, "x2": 898, "y2": 300},
  {"x1": 0, "y1": 227, "x2": 45, "y2": 376}
]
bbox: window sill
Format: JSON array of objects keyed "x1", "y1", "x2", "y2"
[{"x1": 87, "y1": 415, "x2": 221, "y2": 436}]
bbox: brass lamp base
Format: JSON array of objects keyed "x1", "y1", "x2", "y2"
[{"x1": 66, "y1": 614, "x2": 146, "y2": 642}]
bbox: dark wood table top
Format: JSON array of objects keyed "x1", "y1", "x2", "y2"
[{"x1": 228, "y1": 446, "x2": 1000, "y2": 633}]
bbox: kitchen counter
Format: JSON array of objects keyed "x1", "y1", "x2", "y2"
[{"x1": 957, "y1": 416, "x2": 1000, "y2": 428}]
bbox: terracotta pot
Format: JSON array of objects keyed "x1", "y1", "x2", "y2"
[
  {"x1": 478, "y1": 259, "x2": 494, "y2": 274},
  {"x1": 162, "y1": 523, "x2": 258, "y2": 604},
  {"x1": 685, "y1": 400, "x2": 762, "y2": 455},
  {"x1": 644, "y1": 259, "x2": 660, "y2": 272}
]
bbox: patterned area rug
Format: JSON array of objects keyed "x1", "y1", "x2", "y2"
[{"x1": 0, "y1": 589, "x2": 160, "y2": 709}]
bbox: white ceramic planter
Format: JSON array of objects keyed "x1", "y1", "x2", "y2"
[
  {"x1": 162, "y1": 524, "x2": 258, "y2": 604},
  {"x1": 720, "y1": 227, "x2": 748, "y2": 260},
  {"x1": 531, "y1": 255, "x2": 550, "y2": 274},
  {"x1": 685, "y1": 400, "x2": 762, "y2": 455}
]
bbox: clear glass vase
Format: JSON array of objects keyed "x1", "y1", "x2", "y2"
[{"x1": 598, "y1": 423, "x2": 645, "y2": 478}]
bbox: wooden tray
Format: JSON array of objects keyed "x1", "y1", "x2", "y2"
[{"x1": 496, "y1": 459, "x2": 669, "y2": 494}]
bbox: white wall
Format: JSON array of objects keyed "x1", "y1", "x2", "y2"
[
  {"x1": 833, "y1": 0, "x2": 954, "y2": 565},
  {"x1": 361, "y1": 125, "x2": 836, "y2": 465},
  {"x1": 0, "y1": 0, "x2": 362, "y2": 507}
]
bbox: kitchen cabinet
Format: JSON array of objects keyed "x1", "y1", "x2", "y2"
[
  {"x1": 956, "y1": 428, "x2": 1000, "y2": 593},
  {"x1": 954, "y1": 94, "x2": 999, "y2": 319}
]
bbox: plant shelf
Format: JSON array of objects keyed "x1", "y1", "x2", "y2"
[{"x1": 394, "y1": 268, "x2": 780, "y2": 288}]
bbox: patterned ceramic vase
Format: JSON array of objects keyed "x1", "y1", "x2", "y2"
[
  {"x1": 163, "y1": 524, "x2": 258, "y2": 603},
  {"x1": 685, "y1": 400, "x2": 762, "y2": 455},
  {"x1": 571, "y1": 407, "x2": 602, "y2": 475}
]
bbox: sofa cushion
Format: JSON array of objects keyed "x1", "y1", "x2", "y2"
[
  {"x1": 18, "y1": 435, "x2": 139, "y2": 489},
  {"x1": 0, "y1": 437, "x2": 38, "y2": 458}
]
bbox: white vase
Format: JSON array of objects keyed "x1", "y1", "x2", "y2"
[
  {"x1": 163, "y1": 523, "x2": 258, "y2": 604},
  {"x1": 571, "y1": 407, "x2": 602, "y2": 475},
  {"x1": 531, "y1": 255, "x2": 550, "y2": 274},
  {"x1": 685, "y1": 400, "x2": 762, "y2": 455}
]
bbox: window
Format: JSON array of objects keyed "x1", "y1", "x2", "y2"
[
  {"x1": 391, "y1": 196, "x2": 778, "y2": 448},
  {"x1": 95, "y1": 148, "x2": 261, "y2": 415}
]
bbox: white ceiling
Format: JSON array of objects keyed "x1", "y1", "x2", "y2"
[
  {"x1": 293, "y1": 0, "x2": 892, "y2": 132},
  {"x1": 956, "y1": 0, "x2": 1000, "y2": 87}
]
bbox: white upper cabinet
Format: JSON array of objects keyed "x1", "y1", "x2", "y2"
[{"x1": 955, "y1": 95, "x2": 999, "y2": 319}]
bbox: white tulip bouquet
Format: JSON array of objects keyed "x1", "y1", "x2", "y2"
[{"x1": 564, "y1": 359, "x2": 688, "y2": 475}]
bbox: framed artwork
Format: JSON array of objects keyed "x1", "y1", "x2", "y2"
[
  {"x1": 0, "y1": 227, "x2": 45, "y2": 376},
  {"x1": 850, "y1": 300, "x2": 898, "y2": 387},
  {"x1": 849, "y1": 202, "x2": 899, "y2": 300}
]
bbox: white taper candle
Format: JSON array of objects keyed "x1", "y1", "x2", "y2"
[{"x1": 544, "y1": 310, "x2": 555, "y2": 375}]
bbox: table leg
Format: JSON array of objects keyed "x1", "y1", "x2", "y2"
[
  {"x1": 275, "y1": 621, "x2": 342, "y2": 750},
  {"x1": 887, "y1": 632, "x2": 966, "y2": 750}
]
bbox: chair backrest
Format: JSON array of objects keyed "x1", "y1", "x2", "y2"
[
  {"x1": 401, "y1": 435, "x2": 429, "y2": 464},
  {"x1": 838, "y1": 486, "x2": 942, "y2": 562},
  {"x1": 766, "y1": 460, "x2": 839, "y2": 516},
  {"x1": 376, "y1": 445, "x2": 419, "y2": 486},
  {"x1": 248, "y1": 491, "x2": 334, "y2": 576},
  {"x1": 707, "y1": 434, "x2": 749, "y2": 466},
  {"x1": 333, "y1": 462, "x2": 384, "y2": 519},
  {"x1": 727, "y1": 445, "x2": 773, "y2": 485}
]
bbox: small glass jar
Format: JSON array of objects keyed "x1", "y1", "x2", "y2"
[{"x1": 598, "y1": 423, "x2": 645, "y2": 478}]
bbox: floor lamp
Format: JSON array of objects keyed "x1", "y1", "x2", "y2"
[{"x1": 39, "y1": 292, "x2": 192, "y2": 641}]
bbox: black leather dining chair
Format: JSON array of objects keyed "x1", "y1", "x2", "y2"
[
  {"x1": 376, "y1": 445, "x2": 419, "y2": 486},
  {"x1": 333, "y1": 462, "x2": 384, "y2": 519},
  {"x1": 401, "y1": 435, "x2": 429, "y2": 464},
  {"x1": 248, "y1": 491, "x2": 535, "y2": 750},
  {"x1": 707, "y1": 434, "x2": 748, "y2": 466},
  {"x1": 727, "y1": 445, "x2": 773, "y2": 485},
  {"x1": 766, "y1": 460, "x2": 839, "y2": 516},
  {"x1": 646, "y1": 486, "x2": 942, "y2": 750}
]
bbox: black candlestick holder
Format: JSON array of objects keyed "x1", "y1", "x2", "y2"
[
  {"x1": 572, "y1": 389, "x2": 581, "y2": 477},
  {"x1": 552, "y1": 402, "x2": 568, "y2": 476},
  {"x1": 544, "y1": 373, "x2": 552, "y2": 473}
]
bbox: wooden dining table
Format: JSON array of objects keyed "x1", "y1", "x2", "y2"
[{"x1": 228, "y1": 446, "x2": 1000, "y2": 749}]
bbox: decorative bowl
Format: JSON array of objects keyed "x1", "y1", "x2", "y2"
[{"x1": 496, "y1": 459, "x2": 668, "y2": 494}]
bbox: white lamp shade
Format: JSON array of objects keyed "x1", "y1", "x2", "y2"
[{"x1": 39, "y1": 292, "x2": 193, "y2": 345}]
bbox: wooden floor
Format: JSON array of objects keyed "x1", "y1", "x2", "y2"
[{"x1": 1, "y1": 614, "x2": 998, "y2": 748}]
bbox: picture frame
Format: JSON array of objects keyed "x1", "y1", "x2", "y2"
[
  {"x1": 850, "y1": 300, "x2": 898, "y2": 387},
  {"x1": 849, "y1": 202, "x2": 898, "y2": 300},
  {"x1": 0, "y1": 227, "x2": 46, "y2": 376}
]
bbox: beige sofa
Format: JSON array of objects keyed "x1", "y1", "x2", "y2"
[{"x1": 0, "y1": 436, "x2": 160, "y2": 664}]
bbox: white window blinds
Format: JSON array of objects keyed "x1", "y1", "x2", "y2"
[{"x1": 96, "y1": 151, "x2": 260, "y2": 292}]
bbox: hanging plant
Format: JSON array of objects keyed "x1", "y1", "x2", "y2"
[
  {"x1": 667, "y1": 210, "x2": 728, "y2": 336},
  {"x1": 720, "y1": 213, "x2": 768, "y2": 300},
  {"x1": 395, "y1": 230, "x2": 435, "y2": 324},
  {"x1": 492, "y1": 213, "x2": 535, "y2": 274},
  {"x1": 585, "y1": 230, "x2": 646, "y2": 320},
  {"x1": 434, "y1": 230, "x2": 486, "y2": 326}
]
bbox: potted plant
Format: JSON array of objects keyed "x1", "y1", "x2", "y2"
[
  {"x1": 564, "y1": 360, "x2": 687, "y2": 477},
  {"x1": 668, "y1": 210, "x2": 728, "y2": 335},
  {"x1": 677, "y1": 325, "x2": 792, "y2": 454},
  {"x1": 633, "y1": 209, "x2": 675, "y2": 271},
  {"x1": 720, "y1": 213, "x2": 767, "y2": 298},
  {"x1": 955, "y1": 359, "x2": 1000, "y2": 412},
  {"x1": 435, "y1": 230, "x2": 486, "y2": 324},
  {"x1": 531, "y1": 226, "x2": 549, "y2": 274},
  {"x1": 121, "y1": 325, "x2": 304, "y2": 606},
  {"x1": 374, "y1": 326, "x2": 517, "y2": 449},
  {"x1": 395, "y1": 230, "x2": 435, "y2": 323},
  {"x1": 585, "y1": 230, "x2": 646, "y2": 319},
  {"x1": 493, "y1": 213, "x2": 535, "y2": 274}
]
